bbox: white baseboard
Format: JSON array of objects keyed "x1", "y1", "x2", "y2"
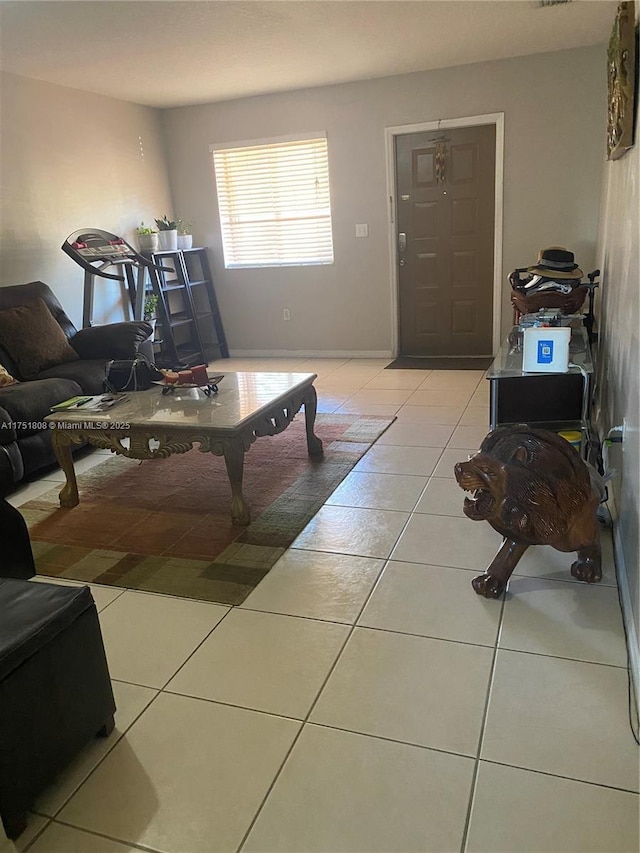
[
  {"x1": 612, "y1": 519, "x2": 640, "y2": 714},
  {"x1": 228, "y1": 349, "x2": 393, "y2": 359}
]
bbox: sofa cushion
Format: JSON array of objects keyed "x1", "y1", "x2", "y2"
[
  {"x1": 0, "y1": 378, "x2": 82, "y2": 436},
  {"x1": 0, "y1": 299, "x2": 79, "y2": 380},
  {"x1": 36, "y1": 359, "x2": 109, "y2": 396}
]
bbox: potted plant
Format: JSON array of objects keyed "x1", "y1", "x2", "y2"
[
  {"x1": 155, "y1": 215, "x2": 178, "y2": 251},
  {"x1": 144, "y1": 293, "x2": 159, "y2": 320},
  {"x1": 144, "y1": 292, "x2": 159, "y2": 339},
  {"x1": 177, "y1": 220, "x2": 194, "y2": 250},
  {"x1": 136, "y1": 222, "x2": 159, "y2": 253}
]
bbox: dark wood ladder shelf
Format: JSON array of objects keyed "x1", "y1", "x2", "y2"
[{"x1": 146, "y1": 247, "x2": 229, "y2": 368}]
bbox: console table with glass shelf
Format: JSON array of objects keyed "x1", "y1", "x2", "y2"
[{"x1": 486, "y1": 325, "x2": 594, "y2": 449}]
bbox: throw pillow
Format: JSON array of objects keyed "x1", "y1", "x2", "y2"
[
  {"x1": 0, "y1": 364, "x2": 16, "y2": 386},
  {"x1": 0, "y1": 298, "x2": 79, "y2": 380}
]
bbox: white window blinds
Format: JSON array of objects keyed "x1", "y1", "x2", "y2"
[{"x1": 212, "y1": 135, "x2": 334, "y2": 268}]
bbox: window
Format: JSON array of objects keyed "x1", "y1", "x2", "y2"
[{"x1": 211, "y1": 134, "x2": 334, "y2": 269}]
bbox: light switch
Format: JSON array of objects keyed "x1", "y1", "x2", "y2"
[{"x1": 355, "y1": 224, "x2": 369, "y2": 238}]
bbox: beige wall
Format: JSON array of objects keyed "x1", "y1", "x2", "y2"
[
  {"x1": 0, "y1": 72, "x2": 173, "y2": 328},
  {"x1": 595, "y1": 77, "x2": 640, "y2": 678},
  {"x1": 161, "y1": 45, "x2": 606, "y2": 356}
]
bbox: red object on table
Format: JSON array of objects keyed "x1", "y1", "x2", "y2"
[{"x1": 191, "y1": 364, "x2": 209, "y2": 385}]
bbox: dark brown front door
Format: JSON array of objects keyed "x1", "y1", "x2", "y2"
[{"x1": 395, "y1": 124, "x2": 496, "y2": 356}]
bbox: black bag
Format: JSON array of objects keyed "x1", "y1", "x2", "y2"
[{"x1": 104, "y1": 355, "x2": 163, "y2": 393}]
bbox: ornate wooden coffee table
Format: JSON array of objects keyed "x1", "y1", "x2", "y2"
[{"x1": 45, "y1": 372, "x2": 323, "y2": 525}]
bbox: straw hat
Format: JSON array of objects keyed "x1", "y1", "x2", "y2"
[{"x1": 527, "y1": 246, "x2": 584, "y2": 280}]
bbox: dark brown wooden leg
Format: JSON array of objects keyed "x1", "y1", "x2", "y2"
[
  {"x1": 96, "y1": 715, "x2": 115, "y2": 737},
  {"x1": 303, "y1": 386, "x2": 323, "y2": 457},
  {"x1": 472, "y1": 538, "x2": 530, "y2": 598},
  {"x1": 2, "y1": 810, "x2": 27, "y2": 840}
]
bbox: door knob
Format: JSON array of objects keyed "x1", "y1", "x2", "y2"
[
  {"x1": 398, "y1": 232, "x2": 407, "y2": 252},
  {"x1": 399, "y1": 258, "x2": 406, "y2": 266}
]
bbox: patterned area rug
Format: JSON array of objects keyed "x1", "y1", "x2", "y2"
[{"x1": 22, "y1": 414, "x2": 394, "y2": 605}]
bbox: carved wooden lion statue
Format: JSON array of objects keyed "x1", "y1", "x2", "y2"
[{"x1": 454, "y1": 425, "x2": 604, "y2": 598}]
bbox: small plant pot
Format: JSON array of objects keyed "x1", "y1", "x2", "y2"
[
  {"x1": 177, "y1": 234, "x2": 193, "y2": 250},
  {"x1": 158, "y1": 229, "x2": 178, "y2": 251},
  {"x1": 137, "y1": 233, "x2": 159, "y2": 253}
]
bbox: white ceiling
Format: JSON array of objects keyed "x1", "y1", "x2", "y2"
[{"x1": 0, "y1": 1, "x2": 617, "y2": 109}]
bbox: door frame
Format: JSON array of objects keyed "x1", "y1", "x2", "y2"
[{"x1": 384, "y1": 112, "x2": 504, "y2": 357}]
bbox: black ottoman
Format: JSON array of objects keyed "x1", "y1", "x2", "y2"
[
  {"x1": 0, "y1": 497, "x2": 35, "y2": 580},
  {"x1": 0, "y1": 579, "x2": 116, "y2": 839}
]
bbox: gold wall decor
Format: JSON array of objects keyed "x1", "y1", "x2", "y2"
[{"x1": 607, "y1": 1, "x2": 637, "y2": 160}]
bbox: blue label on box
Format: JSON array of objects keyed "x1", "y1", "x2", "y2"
[{"x1": 537, "y1": 340, "x2": 554, "y2": 364}]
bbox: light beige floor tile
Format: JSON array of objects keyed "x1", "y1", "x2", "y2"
[
  {"x1": 514, "y1": 533, "x2": 618, "y2": 586},
  {"x1": 6, "y1": 478, "x2": 62, "y2": 507},
  {"x1": 224, "y1": 358, "x2": 308, "y2": 372},
  {"x1": 314, "y1": 375, "x2": 364, "y2": 391},
  {"x1": 166, "y1": 609, "x2": 349, "y2": 719},
  {"x1": 469, "y1": 385, "x2": 490, "y2": 405},
  {"x1": 500, "y1": 576, "x2": 628, "y2": 666},
  {"x1": 83, "y1": 584, "x2": 126, "y2": 612},
  {"x1": 363, "y1": 370, "x2": 429, "y2": 390},
  {"x1": 243, "y1": 725, "x2": 474, "y2": 853},
  {"x1": 58, "y1": 693, "x2": 301, "y2": 853},
  {"x1": 376, "y1": 422, "x2": 454, "y2": 447},
  {"x1": 447, "y1": 424, "x2": 488, "y2": 449},
  {"x1": 327, "y1": 370, "x2": 386, "y2": 386},
  {"x1": 395, "y1": 404, "x2": 465, "y2": 425},
  {"x1": 415, "y1": 476, "x2": 466, "y2": 516},
  {"x1": 406, "y1": 387, "x2": 475, "y2": 407},
  {"x1": 391, "y1": 513, "x2": 501, "y2": 570},
  {"x1": 347, "y1": 358, "x2": 391, "y2": 367},
  {"x1": 343, "y1": 388, "x2": 413, "y2": 406},
  {"x1": 10, "y1": 814, "x2": 49, "y2": 852},
  {"x1": 358, "y1": 561, "x2": 502, "y2": 646},
  {"x1": 292, "y1": 505, "x2": 409, "y2": 559},
  {"x1": 326, "y1": 471, "x2": 428, "y2": 512},
  {"x1": 97, "y1": 591, "x2": 229, "y2": 688},
  {"x1": 240, "y1": 550, "x2": 384, "y2": 623},
  {"x1": 458, "y1": 406, "x2": 490, "y2": 427},
  {"x1": 482, "y1": 650, "x2": 639, "y2": 791},
  {"x1": 315, "y1": 391, "x2": 350, "y2": 412},
  {"x1": 418, "y1": 369, "x2": 483, "y2": 388},
  {"x1": 27, "y1": 822, "x2": 139, "y2": 852},
  {"x1": 34, "y1": 681, "x2": 158, "y2": 817},
  {"x1": 310, "y1": 627, "x2": 493, "y2": 755},
  {"x1": 466, "y1": 761, "x2": 640, "y2": 853},
  {"x1": 298, "y1": 358, "x2": 349, "y2": 376},
  {"x1": 334, "y1": 401, "x2": 401, "y2": 416},
  {"x1": 353, "y1": 444, "x2": 442, "y2": 476},
  {"x1": 432, "y1": 446, "x2": 478, "y2": 477}
]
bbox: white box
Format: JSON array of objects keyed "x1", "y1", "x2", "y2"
[{"x1": 522, "y1": 326, "x2": 571, "y2": 373}]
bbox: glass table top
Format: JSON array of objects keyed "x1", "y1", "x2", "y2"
[
  {"x1": 487, "y1": 325, "x2": 593, "y2": 380},
  {"x1": 45, "y1": 372, "x2": 317, "y2": 431}
]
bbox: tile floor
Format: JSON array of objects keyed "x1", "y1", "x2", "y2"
[{"x1": 4, "y1": 357, "x2": 639, "y2": 853}]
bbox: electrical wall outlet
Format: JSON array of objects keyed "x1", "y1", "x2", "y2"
[
  {"x1": 283, "y1": 308, "x2": 291, "y2": 321},
  {"x1": 355, "y1": 223, "x2": 369, "y2": 238}
]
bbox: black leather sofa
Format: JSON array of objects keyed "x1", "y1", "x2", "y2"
[{"x1": 0, "y1": 281, "x2": 151, "y2": 495}]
